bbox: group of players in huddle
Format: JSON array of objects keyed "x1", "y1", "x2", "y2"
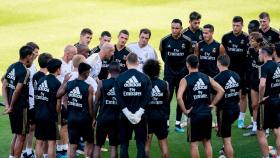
[{"x1": 2, "y1": 10, "x2": 280, "y2": 158}]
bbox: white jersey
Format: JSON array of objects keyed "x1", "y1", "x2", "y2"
[
  {"x1": 127, "y1": 42, "x2": 157, "y2": 71},
  {"x1": 57, "y1": 58, "x2": 73, "y2": 83},
  {"x1": 28, "y1": 63, "x2": 37, "y2": 109},
  {"x1": 85, "y1": 53, "x2": 102, "y2": 79},
  {"x1": 69, "y1": 71, "x2": 98, "y2": 92}
]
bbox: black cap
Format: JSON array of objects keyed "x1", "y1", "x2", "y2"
[{"x1": 47, "y1": 59, "x2": 62, "y2": 73}]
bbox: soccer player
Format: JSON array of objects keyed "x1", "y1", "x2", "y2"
[
  {"x1": 159, "y1": 18, "x2": 192, "y2": 132},
  {"x1": 57, "y1": 63, "x2": 94, "y2": 158},
  {"x1": 221, "y1": 16, "x2": 249, "y2": 129},
  {"x1": 259, "y1": 12, "x2": 280, "y2": 45},
  {"x1": 248, "y1": 20, "x2": 260, "y2": 34},
  {"x1": 143, "y1": 59, "x2": 170, "y2": 158},
  {"x1": 2, "y1": 45, "x2": 34, "y2": 158},
  {"x1": 113, "y1": 29, "x2": 132, "y2": 73},
  {"x1": 74, "y1": 28, "x2": 93, "y2": 47},
  {"x1": 243, "y1": 32, "x2": 264, "y2": 136},
  {"x1": 214, "y1": 55, "x2": 240, "y2": 158},
  {"x1": 177, "y1": 54, "x2": 224, "y2": 158},
  {"x1": 93, "y1": 61, "x2": 121, "y2": 158},
  {"x1": 90, "y1": 31, "x2": 113, "y2": 80},
  {"x1": 76, "y1": 44, "x2": 91, "y2": 58},
  {"x1": 182, "y1": 11, "x2": 204, "y2": 53},
  {"x1": 257, "y1": 47, "x2": 280, "y2": 158},
  {"x1": 34, "y1": 59, "x2": 62, "y2": 158},
  {"x1": 195, "y1": 24, "x2": 226, "y2": 77},
  {"x1": 127, "y1": 28, "x2": 157, "y2": 71},
  {"x1": 86, "y1": 42, "x2": 115, "y2": 79},
  {"x1": 115, "y1": 53, "x2": 152, "y2": 158},
  {"x1": 275, "y1": 44, "x2": 280, "y2": 63}
]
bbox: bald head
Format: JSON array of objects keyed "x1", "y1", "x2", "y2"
[
  {"x1": 63, "y1": 45, "x2": 77, "y2": 62},
  {"x1": 100, "y1": 42, "x2": 115, "y2": 60}
]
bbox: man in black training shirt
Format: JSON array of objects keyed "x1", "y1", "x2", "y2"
[
  {"x1": 93, "y1": 62, "x2": 121, "y2": 158},
  {"x1": 2, "y1": 45, "x2": 33, "y2": 158},
  {"x1": 257, "y1": 47, "x2": 280, "y2": 158},
  {"x1": 115, "y1": 53, "x2": 152, "y2": 158},
  {"x1": 90, "y1": 31, "x2": 112, "y2": 80},
  {"x1": 275, "y1": 44, "x2": 280, "y2": 63},
  {"x1": 177, "y1": 55, "x2": 224, "y2": 158},
  {"x1": 34, "y1": 59, "x2": 62, "y2": 158},
  {"x1": 160, "y1": 18, "x2": 192, "y2": 133},
  {"x1": 57, "y1": 63, "x2": 94, "y2": 158},
  {"x1": 221, "y1": 16, "x2": 249, "y2": 129},
  {"x1": 74, "y1": 28, "x2": 93, "y2": 47},
  {"x1": 214, "y1": 55, "x2": 240, "y2": 158},
  {"x1": 113, "y1": 29, "x2": 132, "y2": 73},
  {"x1": 259, "y1": 12, "x2": 280, "y2": 46},
  {"x1": 143, "y1": 59, "x2": 170, "y2": 158},
  {"x1": 195, "y1": 24, "x2": 226, "y2": 78},
  {"x1": 182, "y1": 11, "x2": 204, "y2": 53}
]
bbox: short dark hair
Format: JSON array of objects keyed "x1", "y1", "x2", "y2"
[
  {"x1": 189, "y1": 11, "x2": 201, "y2": 21},
  {"x1": 19, "y1": 45, "x2": 33, "y2": 59},
  {"x1": 47, "y1": 59, "x2": 62, "y2": 73},
  {"x1": 248, "y1": 20, "x2": 260, "y2": 33},
  {"x1": 101, "y1": 31, "x2": 111, "y2": 37},
  {"x1": 233, "y1": 16, "x2": 243, "y2": 24},
  {"x1": 143, "y1": 59, "x2": 161, "y2": 79},
  {"x1": 172, "y1": 19, "x2": 182, "y2": 26},
  {"x1": 203, "y1": 24, "x2": 214, "y2": 32},
  {"x1": 259, "y1": 12, "x2": 270, "y2": 20},
  {"x1": 108, "y1": 61, "x2": 121, "y2": 74},
  {"x1": 126, "y1": 53, "x2": 138, "y2": 64},
  {"x1": 26, "y1": 42, "x2": 39, "y2": 50},
  {"x1": 186, "y1": 54, "x2": 199, "y2": 68},
  {"x1": 38, "y1": 53, "x2": 53, "y2": 68},
  {"x1": 78, "y1": 62, "x2": 91, "y2": 75},
  {"x1": 217, "y1": 55, "x2": 230, "y2": 67},
  {"x1": 260, "y1": 47, "x2": 273, "y2": 56},
  {"x1": 118, "y1": 29, "x2": 129, "y2": 36},
  {"x1": 139, "y1": 28, "x2": 151, "y2": 37},
  {"x1": 275, "y1": 44, "x2": 280, "y2": 58},
  {"x1": 80, "y1": 28, "x2": 93, "y2": 36}
]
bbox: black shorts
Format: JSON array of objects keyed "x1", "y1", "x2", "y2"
[
  {"x1": 35, "y1": 121, "x2": 59, "y2": 140},
  {"x1": 96, "y1": 120, "x2": 119, "y2": 146},
  {"x1": 216, "y1": 108, "x2": 239, "y2": 138},
  {"x1": 27, "y1": 108, "x2": 35, "y2": 125},
  {"x1": 250, "y1": 79, "x2": 259, "y2": 92},
  {"x1": 9, "y1": 108, "x2": 29, "y2": 135},
  {"x1": 148, "y1": 118, "x2": 168, "y2": 140},
  {"x1": 188, "y1": 114, "x2": 212, "y2": 142},
  {"x1": 68, "y1": 122, "x2": 94, "y2": 144},
  {"x1": 61, "y1": 105, "x2": 67, "y2": 126},
  {"x1": 257, "y1": 102, "x2": 280, "y2": 130}
]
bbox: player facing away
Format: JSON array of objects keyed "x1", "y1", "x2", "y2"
[
  {"x1": 214, "y1": 55, "x2": 240, "y2": 158},
  {"x1": 259, "y1": 12, "x2": 280, "y2": 46},
  {"x1": 143, "y1": 59, "x2": 170, "y2": 158},
  {"x1": 93, "y1": 62, "x2": 121, "y2": 158},
  {"x1": 177, "y1": 54, "x2": 224, "y2": 158},
  {"x1": 257, "y1": 47, "x2": 280, "y2": 158},
  {"x1": 115, "y1": 53, "x2": 152, "y2": 158},
  {"x1": 34, "y1": 59, "x2": 62, "y2": 158},
  {"x1": 159, "y1": 18, "x2": 192, "y2": 132},
  {"x1": 57, "y1": 63, "x2": 94, "y2": 158},
  {"x1": 195, "y1": 24, "x2": 226, "y2": 78},
  {"x1": 248, "y1": 20, "x2": 260, "y2": 34}
]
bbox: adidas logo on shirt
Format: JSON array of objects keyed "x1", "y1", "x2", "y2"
[
  {"x1": 38, "y1": 80, "x2": 49, "y2": 92},
  {"x1": 193, "y1": 78, "x2": 207, "y2": 91},
  {"x1": 7, "y1": 69, "x2": 15, "y2": 80},
  {"x1": 124, "y1": 76, "x2": 141, "y2": 87},
  {"x1": 273, "y1": 67, "x2": 280, "y2": 79},
  {"x1": 69, "y1": 87, "x2": 82, "y2": 99},
  {"x1": 107, "y1": 87, "x2": 115, "y2": 96},
  {"x1": 225, "y1": 77, "x2": 239, "y2": 89},
  {"x1": 152, "y1": 85, "x2": 163, "y2": 97}
]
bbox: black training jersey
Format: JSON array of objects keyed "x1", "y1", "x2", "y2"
[
  {"x1": 260, "y1": 60, "x2": 280, "y2": 97},
  {"x1": 66, "y1": 79, "x2": 91, "y2": 124},
  {"x1": 32, "y1": 71, "x2": 45, "y2": 91},
  {"x1": 182, "y1": 27, "x2": 204, "y2": 53},
  {"x1": 160, "y1": 34, "x2": 192, "y2": 74},
  {"x1": 246, "y1": 48, "x2": 263, "y2": 81},
  {"x1": 34, "y1": 74, "x2": 61, "y2": 123},
  {"x1": 147, "y1": 78, "x2": 169, "y2": 121},
  {"x1": 115, "y1": 69, "x2": 152, "y2": 115},
  {"x1": 198, "y1": 40, "x2": 220, "y2": 77},
  {"x1": 222, "y1": 31, "x2": 249, "y2": 73},
  {"x1": 113, "y1": 45, "x2": 132, "y2": 73},
  {"x1": 4, "y1": 62, "x2": 30, "y2": 111},
  {"x1": 259, "y1": 28, "x2": 280, "y2": 45},
  {"x1": 214, "y1": 70, "x2": 240, "y2": 110},
  {"x1": 90, "y1": 45, "x2": 101, "y2": 56},
  {"x1": 184, "y1": 72, "x2": 211, "y2": 115},
  {"x1": 97, "y1": 77, "x2": 120, "y2": 122}
]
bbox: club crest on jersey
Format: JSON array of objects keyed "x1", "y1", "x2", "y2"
[
  {"x1": 240, "y1": 39, "x2": 244, "y2": 45},
  {"x1": 182, "y1": 43, "x2": 186, "y2": 49},
  {"x1": 212, "y1": 48, "x2": 217, "y2": 53},
  {"x1": 38, "y1": 80, "x2": 49, "y2": 92},
  {"x1": 7, "y1": 69, "x2": 15, "y2": 80},
  {"x1": 69, "y1": 87, "x2": 82, "y2": 99},
  {"x1": 124, "y1": 76, "x2": 141, "y2": 87},
  {"x1": 199, "y1": 35, "x2": 203, "y2": 40},
  {"x1": 123, "y1": 55, "x2": 127, "y2": 60},
  {"x1": 193, "y1": 78, "x2": 208, "y2": 91}
]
